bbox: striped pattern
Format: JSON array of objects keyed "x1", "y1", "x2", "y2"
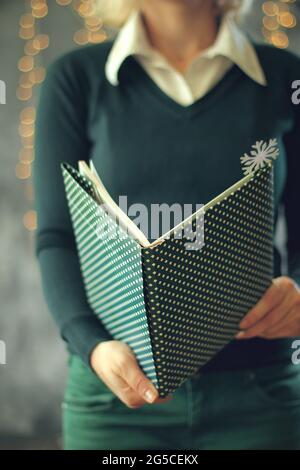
[
  {"x1": 61, "y1": 163, "x2": 157, "y2": 386},
  {"x1": 62, "y1": 161, "x2": 274, "y2": 397}
]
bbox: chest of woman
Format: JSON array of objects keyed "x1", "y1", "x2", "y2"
[{"x1": 87, "y1": 70, "x2": 291, "y2": 214}]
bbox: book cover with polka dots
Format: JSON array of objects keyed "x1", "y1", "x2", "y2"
[{"x1": 61, "y1": 141, "x2": 276, "y2": 397}]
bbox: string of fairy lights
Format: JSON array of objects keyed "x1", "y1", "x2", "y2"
[
  {"x1": 16, "y1": 0, "x2": 298, "y2": 234},
  {"x1": 262, "y1": 0, "x2": 297, "y2": 48},
  {"x1": 16, "y1": 0, "x2": 107, "y2": 233}
]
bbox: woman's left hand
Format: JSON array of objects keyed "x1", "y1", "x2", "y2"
[{"x1": 236, "y1": 276, "x2": 300, "y2": 340}]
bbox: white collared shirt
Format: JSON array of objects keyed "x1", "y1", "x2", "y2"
[{"x1": 105, "y1": 10, "x2": 267, "y2": 107}]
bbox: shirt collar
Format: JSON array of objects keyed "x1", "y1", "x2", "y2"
[
  {"x1": 105, "y1": 10, "x2": 267, "y2": 87},
  {"x1": 105, "y1": 10, "x2": 152, "y2": 85},
  {"x1": 204, "y1": 13, "x2": 267, "y2": 86}
]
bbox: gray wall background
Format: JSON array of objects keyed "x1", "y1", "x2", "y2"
[
  {"x1": 0, "y1": 0, "x2": 299, "y2": 449},
  {"x1": 0, "y1": 0, "x2": 85, "y2": 448}
]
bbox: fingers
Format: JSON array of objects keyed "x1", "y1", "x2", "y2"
[
  {"x1": 236, "y1": 277, "x2": 300, "y2": 340},
  {"x1": 238, "y1": 278, "x2": 287, "y2": 331},
  {"x1": 111, "y1": 345, "x2": 173, "y2": 408},
  {"x1": 105, "y1": 373, "x2": 149, "y2": 408},
  {"x1": 236, "y1": 289, "x2": 297, "y2": 339},
  {"x1": 103, "y1": 364, "x2": 160, "y2": 409},
  {"x1": 92, "y1": 340, "x2": 173, "y2": 409},
  {"x1": 262, "y1": 324, "x2": 293, "y2": 339},
  {"x1": 116, "y1": 351, "x2": 159, "y2": 403},
  {"x1": 260, "y1": 306, "x2": 300, "y2": 338}
]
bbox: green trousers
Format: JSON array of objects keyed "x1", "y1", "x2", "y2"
[{"x1": 63, "y1": 355, "x2": 300, "y2": 450}]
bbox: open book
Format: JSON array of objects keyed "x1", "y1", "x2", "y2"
[
  {"x1": 61, "y1": 139, "x2": 278, "y2": 397},
  {"x1": 78, "y1": 160, "x2": 257, "y2": 248}
]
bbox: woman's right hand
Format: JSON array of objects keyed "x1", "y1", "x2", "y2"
[{"x1": 90, "y1": 340, "x2": 172, "y2": 408}]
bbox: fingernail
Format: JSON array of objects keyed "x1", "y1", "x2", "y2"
[
  {"x1": 236, "y1": 331, "x2": 245, "y2": 339},
  {"x1": 144, "y1": 389, "x2": 156, "y2": 403}
]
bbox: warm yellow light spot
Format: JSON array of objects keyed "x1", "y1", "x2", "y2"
[
  {"x1": 78, "y1": 2, "x2": 95, "y2": 18},
  {"x1": 263, "y1": 15, "x2": 278, "y2": 31},
  {"x1": 29, "y1": 66, "x2": 46, "y2": 84},
  {"x1": 19, "y1": 148, "x2": 35, "y2": 163},
  {"x1": 88, "y1": 31, "x2": 107, "y2": 44},
  {"x1": 271, "y1": 30, "x2": 289, "y2": 48},
  {"x1": 18, "y1": 56, "x2": 34, "y2": 72},
  {"x1": 24, "y1": 40, "x2": 39, "y2": 56},
  {"x1": 262, "y1": 1, "x2": 278, "y2": 17},
  {"x1": 23, "y1": 210, "x2": 37, "y2": 231},
  {"x1": 18, "y1": 122, "x2": 35, "y2": 138},
  {"x1": 19, "y1": 74, "x2": 33, "y2": 89},
  {"x1": 20, "y1": 13, "x2": 35, "y2": 28},
  {"x1": 31, "y1": 0, "x2": 47, "y2": 8},
  {"x1": 85, "y1": 16, "x2": 103, "y2": 28},
  {"x1": 21, "y1": 135, "x2": 35, "y2": 148},
  {"x1": 73, "y1": 29, "x2": 89, "y2": 45},
  {"x1": 32, "y1": 4, "x2": 48, "y2": 18},
  {"x1": 16, "y1": 162, "x2": 31, "y2": 180},
  {"x1": 278, "y1": 12, "x2": 296, "y2": 29},
  {"x1": 85, "y1": 22, "x2": 101, "y2": 32},
  {"x1": 19, "y1": 26, "x2": 35, "y2": 40},
  {"x1": 20, "y1": 107, "x2": 36, "y2": 125},
  {"x1": 33, "y1": 34, "x2": 50, "y2": 50},
  {"x1": 56, "y1": 0, "x2": 72, "y2": 5},
  {"x1": 16, "y1": 87, "x2": 33, "y2": 101}
]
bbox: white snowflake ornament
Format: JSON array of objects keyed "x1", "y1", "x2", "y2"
[{"x1": 241, "y1": 139, "x2": 279, "y2": 176}]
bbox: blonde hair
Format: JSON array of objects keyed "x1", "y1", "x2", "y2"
[{"x1": 94, "y1": 0, "x2": 252, "y2": 28}]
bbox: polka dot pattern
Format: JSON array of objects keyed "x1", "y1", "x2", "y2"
[
  {"x1": 142, "y1": 166, "x2": 274, "y2": 397},
  {"x1": 62, "y1": 162, "x2": 274, "y2": 398}
]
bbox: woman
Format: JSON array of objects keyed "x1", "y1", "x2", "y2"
[{"x1": 34, "y1": 0, "x2": 300, "y2": 449}]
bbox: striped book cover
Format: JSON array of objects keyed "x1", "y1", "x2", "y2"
[
  {"x1": 62, "y1": 164, "x2": 158, "y2": 387},
  {"x1": 61, "y1": 141, "x2": 276, "y2": 397}
]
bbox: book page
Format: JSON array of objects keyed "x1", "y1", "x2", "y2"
[
  {"x1": 78, "y1": 161, "x2": 151, "y2": 248},
  {"x1": 79, "y1": 160, "x2": 254, "y2": 250}
]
